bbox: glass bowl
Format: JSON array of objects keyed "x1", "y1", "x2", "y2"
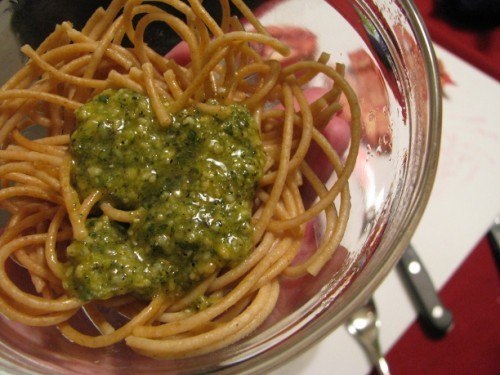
[{"x1": 0, "y1": 0, "x2": 440, "y2": 373}]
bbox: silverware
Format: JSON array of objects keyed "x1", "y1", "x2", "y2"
[
  {"x1": 345, "y1": 298, "x2": 390, "y2": 375},
  {"x1": 397, "y1": 244, "x2": 454, "y2": 336},
  {"x1": 486, "y1": 216, "x2": 500, "y2": 269}
]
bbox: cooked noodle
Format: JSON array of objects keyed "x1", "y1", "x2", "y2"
[{"x1": 0, "y1": 0, "x2": 360, "y2": 357}]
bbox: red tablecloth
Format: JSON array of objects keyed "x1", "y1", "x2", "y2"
[
  {"x1": 414, "y1": 0, "x2": 500, "y2": 81},
  {"x1": 379, "y1": 2, "x2": 500, "y2": 374},
  {"x1": 383, "y1": 237, "x2": 500, "y2": 374}
]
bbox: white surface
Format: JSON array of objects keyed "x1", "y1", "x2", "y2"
[{"x1": 270, "y1": 45, "x2": 500, "y2": 374}]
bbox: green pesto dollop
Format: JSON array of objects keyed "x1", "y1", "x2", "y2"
[{"x1": 65, "y1": 88, "x2": 265, "y2": 301}]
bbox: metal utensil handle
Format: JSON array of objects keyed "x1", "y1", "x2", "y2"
[
  {"x1": 487, "y1": 219, "x2": 500, "y2": 268},
  {"x1": 345, "y1": 298, "x2": 391, "y2": 375},
  {"x1": 363, "y1": 343, "x2": 391, "y2": 375},
  {"x1": 398, "y1": 244, "x2": 454, "y2": 335}
]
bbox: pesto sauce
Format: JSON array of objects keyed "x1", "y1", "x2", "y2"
[{"x1": 65, "y1": 89, "x2": 265, "y2": 301}]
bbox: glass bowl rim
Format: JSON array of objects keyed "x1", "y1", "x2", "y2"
[{"x1": 0, "y1": 0, "x2": 442, "y2": 373}]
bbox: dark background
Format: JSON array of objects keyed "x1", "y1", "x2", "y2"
[{"x1": 9, "y1": 0, "x2": 267, "y2": 54}]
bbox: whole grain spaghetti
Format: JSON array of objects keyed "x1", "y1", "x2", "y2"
[{"x1": 0, "y1": 0, "x2": 360, "y2": 358}]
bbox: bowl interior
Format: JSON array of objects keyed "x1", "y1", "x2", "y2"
[{"x1": 0, "y1": 0, "x2": 440, "y2": 373}]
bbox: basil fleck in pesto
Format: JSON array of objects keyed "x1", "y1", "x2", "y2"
[{"x1": 65, "y1": 89, "x2": 265, "y2": 301}]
